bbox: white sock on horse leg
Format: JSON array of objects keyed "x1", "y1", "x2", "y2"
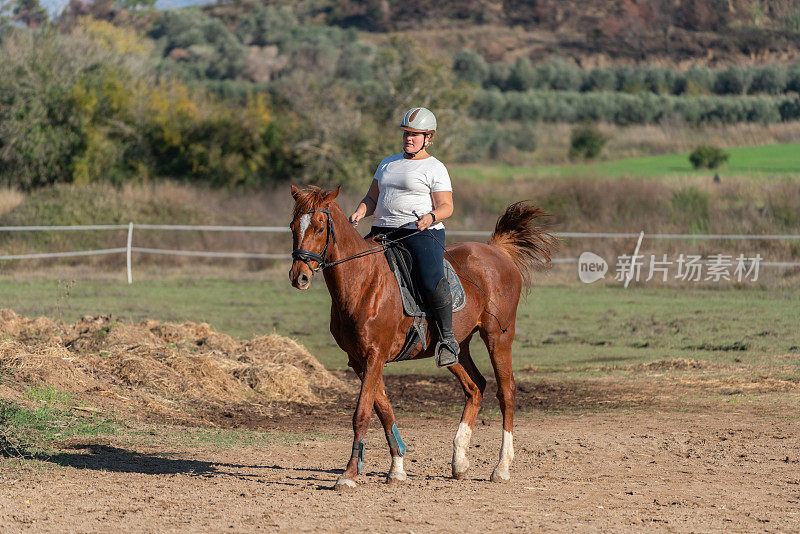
[
  {"x1": 491, "y1": 430, "x2": 514, "y2": 481},
  {"x1": 452, "y1": 421, "x2": 472, "y2": 478}
]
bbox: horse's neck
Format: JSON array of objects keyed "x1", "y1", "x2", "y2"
[{"x1": 322, "y1": 204, "x2": 384, "y2": 308}]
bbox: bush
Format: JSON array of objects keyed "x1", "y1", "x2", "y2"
[
  {"x1": 456, "y1": 121, "x2": 538, "y2": 163},
  {"x1": 569, "y1": 124, "x2": 606, "y2": 160},
  {"x1": 676, "y1": 65, "x2": 714, "y2": 95},
  {"x1": 643, "y1": 67, "x2": 674, "y2": 94},
  {"x1": 689, "y1": 144, "x2": 729, "y2": 169},
  {"x1": 487, "y1": 62, "x2": 511, "y2": 90},
  {"x1": 453, "y1": 48, "x2": 489, "y2": 85},
  {"x1": 616, "y1": 65, "x2": 646, "y2": 93},
  {"x1": 713, "y1": 66, "x2": 753, "y2": 95},
  {"x1": 583, "y1": 68, "x2": 617, "y2": 92},
  {"x1": 749, "y1": 65, "x2": 788, "y2": 95},
  {"x1": 546, "y1": 59, "x2": 584, "y2": 91},
  {"x1": 149, "y1": 8, "x2": 248, "y2": 80},
  {"x1": 481, "y1": 61, "x2": 799, "y2": 97},
  {"x1": 235, "y1": 5, "x2": 297, "y2": 47},
  {"x1": 507, "y1": 57, "x2": 540, "y2": 91},
  {"x1": 0, "y1": 27, "x2": 100, "y2": 189},
  {"x1": 507, "y1": 57, "x2": 537, "y2": 91},
  {"x1": 469, "y1": 89, "x2": 789, "y2": 125}
]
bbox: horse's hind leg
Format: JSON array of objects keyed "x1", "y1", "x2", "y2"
[
  {"x1": 448, "y1": 335, "x2": 486, "y2": 480},
  {"x1": 482, "y1": 327, "x2": 516, "y2": 482}
]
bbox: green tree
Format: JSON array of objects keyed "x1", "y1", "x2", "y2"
[
  {"x1": 453, "y1": 48, "x2": 489, "y2": 86},
  {"x1": 115, "y1": 0, "x2": 155, "y2": 11},
  {"x1": 689, "y1": 144, "x2": 729, "y2": 169},
  {"x1": 149, "y1": 9, "x2": 247, "y2": 80},
  {"x1": 569, "y1": 124, "x2": 607, "y2": 159},
  {"x1": 0, "y1": 28, "x2": 86, "y2": 189},
  {"x1": 508, "y1": 57, "x2": 537, "y2": 91},
  {"x1": 12, "y1": 0, "x2": 46, "y2": 27}
]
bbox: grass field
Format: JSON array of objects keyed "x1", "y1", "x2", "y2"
[
  {"x1": 454, "y1": 142, "x2": 800, "y2": 182},
  {"x1": 2, "y1": 276, "x2": 798, "y2": 377}
]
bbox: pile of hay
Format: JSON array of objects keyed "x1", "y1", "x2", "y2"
[{"x1": 0, "y1": 309, "x2": 345, "y2": 424}]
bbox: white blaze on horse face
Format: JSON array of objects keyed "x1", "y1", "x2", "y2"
[
  {"x1": 298, "y1": 213, "x2": 311, "y2": 243},
  {"x1": 452, "y1": 422, "x2": 472, "y2": 477}
]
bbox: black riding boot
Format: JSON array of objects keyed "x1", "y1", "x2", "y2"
[{"x1": 426, "y1": 277, "x2": 460, "y2": 367}]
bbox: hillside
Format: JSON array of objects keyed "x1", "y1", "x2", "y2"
[
  {"x1": 41, "y1": 0, "x2": 800, "y2": 65},
  {"x1": 299, "y1": 0, "x2": 800, "y2": 64}
]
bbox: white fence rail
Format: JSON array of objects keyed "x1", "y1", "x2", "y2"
[{"x1": 1, "y1": 224, "x2": 799, "y2": 282}]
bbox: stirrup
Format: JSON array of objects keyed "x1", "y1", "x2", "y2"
[{"x1": 435, "y1": 339, "x2": 459, "y2": 368}]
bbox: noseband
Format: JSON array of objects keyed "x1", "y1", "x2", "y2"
[{"x1": 291, "y1": 208, "x2": 337, "y2": 272}]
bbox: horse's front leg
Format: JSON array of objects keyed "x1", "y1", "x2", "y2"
[
  {"x1": 347, "y1": 359, "x2": 407, "y2": 485},
  {"x1": 334, "y1": 355, "x2": 383, "y2": 491},
  {"x1": 373, "y1": 376, "x2": 407, "y2": 484}
]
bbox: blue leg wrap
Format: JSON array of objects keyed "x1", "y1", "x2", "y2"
[
  {"x1": 352, "y1": 439, "x2": 365, "y2": 474},
  {"x1": 386, "y1": 423, "x2": 406, "y2": 457}
]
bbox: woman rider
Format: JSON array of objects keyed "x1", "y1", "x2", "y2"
[{"x1": 349, "y1": 107, "x2": 460, "y2": 367}]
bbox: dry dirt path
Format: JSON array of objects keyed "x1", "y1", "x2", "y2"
[{"x1": 2, "y1": 411, "x2": 798, "y2": 533}]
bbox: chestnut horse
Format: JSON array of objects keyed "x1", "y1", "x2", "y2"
[{"x1": 288, "y1": 185, "x2": 556, "y2": 491}]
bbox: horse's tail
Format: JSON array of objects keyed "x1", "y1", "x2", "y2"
[{"x1": 489, "y1": 201, "x2": 559, "y2": 288}]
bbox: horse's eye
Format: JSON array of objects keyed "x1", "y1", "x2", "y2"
[{"x1": 315, "y1": 226, "x2": 324, "y2": 234}]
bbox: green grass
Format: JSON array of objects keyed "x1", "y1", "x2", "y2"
[
  {"x1": 24, "y1": 384, "x2": 76, "y2": 405},
  {"x1": 454, "y1": 142, "x2": 800, "y2": 182},
  {"x1": 1, "y1": 385, "x2": 119, "y2": 457},
  {"x1": 1, "y1": 277, "x2": 798, "y2": 377}
]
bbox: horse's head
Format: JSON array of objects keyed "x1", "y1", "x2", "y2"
[{"x1": 289, "y1": 185, "x2": 341, "y2": 290}]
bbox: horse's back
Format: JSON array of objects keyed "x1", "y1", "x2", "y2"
[{"x1": 446, "y1": 241, "x2": 523, "y2": 301}]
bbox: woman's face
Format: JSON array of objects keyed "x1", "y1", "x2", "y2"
[{"x1": 403, "y1": 130, "x2": 427, "y2": 153}]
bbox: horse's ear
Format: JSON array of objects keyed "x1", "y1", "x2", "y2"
[
  {"x1": 325, "y1": 185, "x2": 341, "y2": 202},
  {"x1": 291, "y1": 185, "x2": 301, "y2": 200}
]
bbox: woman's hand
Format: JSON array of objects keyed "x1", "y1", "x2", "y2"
[
  {"x1": 351, "y1": 179, "x2": 379, "y2": 226},
  {"x1": 416, "y1": 212, "x2": 435, "y2": 231},
  {"x1": 349, "y1": 207, "x2": 366, "y2": 226}
]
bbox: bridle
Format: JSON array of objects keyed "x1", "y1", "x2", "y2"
[
  {"x1": 291, "y1": 208, "x2": 421, "y2": 273},
  {"x1": 291, "y1": 209, "x2": 337, "y2": 272}
]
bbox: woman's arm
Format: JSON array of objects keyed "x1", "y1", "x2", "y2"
[
  {"x1": 416, "y1": 190, "x2": 453, "y2": 231},
  {"x1": 349, "y1": 179, "x2": 379, "y2": 225}
]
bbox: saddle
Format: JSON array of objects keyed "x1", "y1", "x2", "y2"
[{"x1": 382, "y1": 240, "x2": 466, "y2": 363}]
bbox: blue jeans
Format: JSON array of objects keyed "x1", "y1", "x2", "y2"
[{"x1": 369, "y1": 226, "x2": 445, "y2": 293}]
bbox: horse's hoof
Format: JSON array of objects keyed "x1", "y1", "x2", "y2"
[
  {"x1": 490, "y1": 469, "x2": 511, "y2": 483},
  {"x1": 452, "y1": 469, "x2": 468, "y2": 480},
  {"x1": 333, "y1": 477, "x2": 357, "y2": 492},
  {"x1": 385, "y1": 472, "x2": 407, "y2": 485},
  {"x1": 452, "y1": 459, "x2": 469, "y2": 480}
]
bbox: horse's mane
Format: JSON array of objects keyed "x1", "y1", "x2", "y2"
[{"x1": 292, "y1": 186, "x2": 331, "y2": 218}]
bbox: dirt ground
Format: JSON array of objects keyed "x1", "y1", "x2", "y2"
[{"x1": 2, "y1": 373, "x2": 799, "y2": 534}]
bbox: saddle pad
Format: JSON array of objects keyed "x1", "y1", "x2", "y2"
[{"x1": 384, "y1": 244, "x2": 466, "y2": 318}]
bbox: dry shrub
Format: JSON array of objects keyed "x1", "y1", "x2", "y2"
[
  {"x1": 636, "y1": 358, "x2": 712, "y2": 371},
  {"x1": 0, "y1": 187, "x2": 24, "y2": 216},
  {"x1": 0, "y1": 309, "x2": 345, "y2": 424}
]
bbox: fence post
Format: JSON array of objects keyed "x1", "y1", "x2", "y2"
[
  {"x1": 126, "y1": 222, "x2": 134, "y2": 284},
  {"x1": 625, "y1": 231, "x2": 645, "y2": 288}
]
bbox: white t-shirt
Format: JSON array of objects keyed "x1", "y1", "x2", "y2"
[{"x1": 373, "y1": 153, "x2": 452, "y2": 229}]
